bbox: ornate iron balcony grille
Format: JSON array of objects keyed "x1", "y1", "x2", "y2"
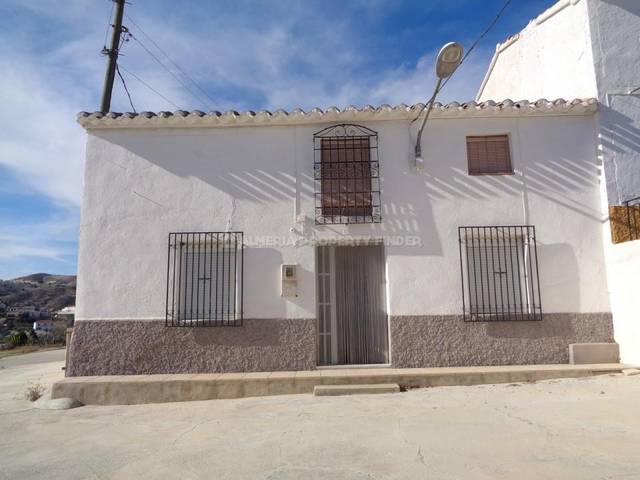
[
  {"x1": 624, "y1": 196, "x2": 640, "y2": 241},
  {"x1": 166, "y1": 232, "x2": 243, "y2": 327},
  {"x1": 314, "y1": 124, "x2": 381, "y2": 224},
  {"x1": 458, "y1": 226, "x2": 542, "y2": 322}
]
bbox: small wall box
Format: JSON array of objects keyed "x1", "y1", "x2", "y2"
[
  {"x1": 282, "y1": 264, "x2": 297, "y2": 281},
  {"x1": 281, "y1": 264, "x2": 297, "y2": 297}
]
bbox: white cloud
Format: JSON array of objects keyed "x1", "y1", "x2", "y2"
[
  {"x1": 0, "y1": 58, "x2": 86, "y2": 208},
  {"x1": 0, "y1": 211, "x2": 78, "y2": 278},
  {"x1": 0, "y1": 1, "x2": 500, "y2": 276}
]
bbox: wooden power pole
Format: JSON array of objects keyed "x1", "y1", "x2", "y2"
[{"x1": 100, "y1": 0, "x2": 126, "y2": 113}]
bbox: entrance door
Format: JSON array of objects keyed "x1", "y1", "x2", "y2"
[{"x1": 316, "y1": 244, "x2": 389, "y2": 366}]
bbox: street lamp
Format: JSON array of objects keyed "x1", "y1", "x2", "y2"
[{"x1": 414, "y1": 42, "x2": 464, "y2": 170}]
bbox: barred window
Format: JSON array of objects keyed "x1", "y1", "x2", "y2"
[
  {"x1": 458, "y1": 226, "x2": 542, "y2": 322},
  {"x1": 314, "y1": 124, "x2": 381, "y2": 224},
  {"x1": 166, "y1": 232, "x2": 243, "y2": 327},
  {"x1": 466, "y1": 135, "x2": 513, "y2": 175}
]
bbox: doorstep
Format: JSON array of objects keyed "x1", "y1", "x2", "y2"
[{"x1": 52, "y1": 363, "x2": 632, "y2": 406}]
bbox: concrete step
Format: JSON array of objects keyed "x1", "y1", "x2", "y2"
[
  {"x1": 52, "y1": 363, "x2": 632, "y2": 406},
  {"x1": 314, "y1": 383, "x2": 400, "y2": 396},
  {"x1": 569, "y1": 343, "x2": 619, "y2": 364}
]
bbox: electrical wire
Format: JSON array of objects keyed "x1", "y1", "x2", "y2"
[
  {"x1": 118, "y1": 65, "x2": 182, "y2": 110},
  {"x1": 103, "y1": 0, "x2": 115, "y2": 49},
  {"x1": 412, "y1": 0, "x2": 512, "y2": 123},
  {"x1": 116, "y1": 63, "x2": 137, "y2": 113},
  {"x1": 125, "y1": 14, "x2": 218, "y2": 109},
  {"x1": 128, "y1": 33, "x2": 213, "y2": 110}
]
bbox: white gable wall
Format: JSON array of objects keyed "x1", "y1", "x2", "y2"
[
  {"x1": 477, "y1": 0, "x2": 597, "y2": 102},
  {"x1": 588, "y1": 0, "x2": 640, "y2": 364}
]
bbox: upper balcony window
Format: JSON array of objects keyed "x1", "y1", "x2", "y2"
[
  {"x1": 466, "y1": 134, "x2": 513, "y2": 175},
  {"x1": 314, "y1": 124, "x2": 381, "y2": 224}
]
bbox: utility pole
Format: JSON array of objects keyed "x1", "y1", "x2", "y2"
[{"x1": 100, "y1": 0, "x2": 126, "y2": 113}]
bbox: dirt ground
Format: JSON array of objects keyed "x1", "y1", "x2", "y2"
[{"x1": 1, "y1": 350, "x2": 639, "y2": 480}]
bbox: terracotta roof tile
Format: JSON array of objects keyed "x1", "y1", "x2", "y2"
[{"x1": 77, "y1": 98, "x2": 598, "y2": 129}]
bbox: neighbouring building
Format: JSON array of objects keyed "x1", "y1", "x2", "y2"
[
  {"x1": 7, "y1": 306, "x2": 40, "y2": 319},
  {"x1": 477, "y1": 0, "x2": 640, "y2": 365},
  {"x1": 68, "y1": 0, "x2": 638, "y2": 376},
  {"x1": 34, "y1": 319, "x2": 54, "y2": 334},
  {"x1": 55, "y1": 306, "x2": 75, "y2": 327}
]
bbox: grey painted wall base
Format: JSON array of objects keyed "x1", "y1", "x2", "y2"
[
  {"x1": 67, "y1": 319, "x2": 316, "y2": 376},
  {"x1": 67, "y1": 313, "x2": 614, "y2": 376},
  {"x1": 389, "y1": 313, "x2": 614, "y2": 368}
]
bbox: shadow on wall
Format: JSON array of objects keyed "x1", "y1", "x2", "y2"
[
  {"x1": 422, "y1": 139, "x2": 601, "y2": 222},
  {"x1": 535, "y1": 243, "x2": 581, "y2": 313},
  {"x1": 604, "y1": 0, "x2": 640, "y2": 16},
  {"x1": 95, "y1": 129, "x2": 436, "y2": 251},
  {"x1": 599, "y1": 101, "x2": 640, "y2": 204}
]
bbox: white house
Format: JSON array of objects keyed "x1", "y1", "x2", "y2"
[
  {"x1": 55, "y1": 306, "x2": 75, "y2": 326},
  {"x1": 34, "y1": 319, "x2": 54, "y2": 334},
  {"x1": 477, "y1": 0, "x2": 640, "y2": 364},
  {"x1": 67, "y1": 0, "x2": 638, "y2": 376}
]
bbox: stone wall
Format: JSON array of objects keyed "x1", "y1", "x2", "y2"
[
  {"x1": 68, "y1": 313, "x2": 615, "y2": 376},
  {"x1": 67, "y1": 318, "x2": 316, "y2": 376},
  {"x1": 389, "y1": 313, "x2": 614, "y2": 368}
]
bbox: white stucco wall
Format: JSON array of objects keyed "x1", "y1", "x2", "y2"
[
  {"x1": 588, "y1": 0, "x2": 640, "y2": 364},
  {"x1": 76, "y1": 113, "x2": 610, "y2": 322},
  {"x1": 475, "y1": 0, "x2": 640, "y2": 364},
  {"x1": 587, "y1": 0, "x2": 640, "y2": 204},
  {"x1": 477, "y1": 0, "x2": 597, "y2": 102}
]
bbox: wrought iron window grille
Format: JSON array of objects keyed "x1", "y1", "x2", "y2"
[
  {"x1": 458, "y1": 226, "x2": 542, "y2": 322},
  {"x1": 313, "y1": 124, "x2": 381, "y2": 224},
  {"x1": 165, "y1": 232, "x2": 243, "y2": 327}
]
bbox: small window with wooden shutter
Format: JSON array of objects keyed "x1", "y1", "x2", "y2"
[{"x1": 466, "y1": 135, "x2": 513, "y2": 175}]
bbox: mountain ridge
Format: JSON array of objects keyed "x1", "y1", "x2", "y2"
[{"x1": 0, "y1": 273, "x2": 76, "y2": 312}]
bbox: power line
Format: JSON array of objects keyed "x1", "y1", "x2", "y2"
[
  {"x1": 118, "y1": 65, "x2": 182, "y2": 110},
  {"x1": 128, "y1": 33, "x2": 213, "y2": 110},
  {"x1": 126, "y1": 14, "x2": 218, "y2": 108},
  {"x1": 103, "y1": 0, "x2": 115, "y2": 49},
  {"x1": 412, "y1": 0, "x2": 512, "y2": 123},
  {"x1": 116, "y1": 63, "x2": 137, "y2": 113}
]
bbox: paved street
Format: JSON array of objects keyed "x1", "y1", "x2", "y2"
[{"x1": 1, "y1": 351, "x2": 639, "y2": 479}]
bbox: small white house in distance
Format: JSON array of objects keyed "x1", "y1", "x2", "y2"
[
  {"x1": 67, "y1": 0, "x2": 638, "y2": 376},
  {"x1": 55, "y1": 306, "x2": 75, "y2": 326},
  {"x1": 34, "y1": 319, "x2": 54, "y2": 334}
]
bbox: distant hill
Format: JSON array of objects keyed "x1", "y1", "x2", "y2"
[{"x1": 0, "y1": 273, "x2": 76, "y2": 312}]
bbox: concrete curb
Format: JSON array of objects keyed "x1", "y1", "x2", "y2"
[
  {"x1": 314, "y1": 384, "x2": 400, "y2": 396},
  {"x1": 52, "y1": 363, "x2": 631, "y2": 406}
]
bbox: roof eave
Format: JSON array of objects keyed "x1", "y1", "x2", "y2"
[{"x1": 77, "y1": 98, "x2": 598, "y2": 130}]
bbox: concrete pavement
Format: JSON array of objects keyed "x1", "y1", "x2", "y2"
[
  {"x1": 1, "y1": 351, "x2": 640, "y2": 479},
  {"x1": 0, "y1": 347, "x2": 64, "y2": 367}
]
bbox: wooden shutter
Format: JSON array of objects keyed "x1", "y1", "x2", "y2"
[
  {"x1": 466, "y1": 135, "x2": 512, "y2": 175},
  {"x1": 321, "y1": 137, "x2": 372, "y2": 217}
]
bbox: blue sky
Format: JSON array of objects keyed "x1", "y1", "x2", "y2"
[{"x1": 0, "y1": 0, "x2": 555, "y2": 279}]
